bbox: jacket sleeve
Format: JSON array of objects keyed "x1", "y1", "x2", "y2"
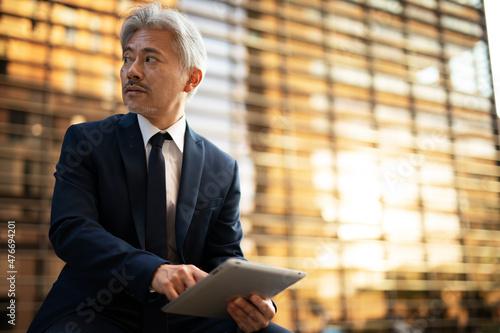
[{"x1": 49, "y1": 124, "x2": 165, "y2": 304}]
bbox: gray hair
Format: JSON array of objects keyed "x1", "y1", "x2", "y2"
[{"x1": 120, "y1": 2, "x2": 207, "y2": 99}]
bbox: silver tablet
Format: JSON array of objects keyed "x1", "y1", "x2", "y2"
[{"x1": 161, "y1": 258, "x2": 307, "y2": 319}]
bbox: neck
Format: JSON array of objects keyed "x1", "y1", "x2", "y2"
[
  {"x1": 144, "y1": 113, "x2": 183, "y2": 130},
  {"x1": 143, "y1": 103, "x2": 185, "y2": 130}
]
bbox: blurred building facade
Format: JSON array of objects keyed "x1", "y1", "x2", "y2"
[{"x1": 0, "y1": 0, "x2": 499, "y2": 332}]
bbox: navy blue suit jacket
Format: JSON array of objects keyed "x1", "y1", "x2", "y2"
[{"x1": 28, "y1": 113, "x2": 244, "y2": 332}]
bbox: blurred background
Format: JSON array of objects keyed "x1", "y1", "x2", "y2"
[{"x1": 0, "y1": 0, "x2": 499, "y2": 332}]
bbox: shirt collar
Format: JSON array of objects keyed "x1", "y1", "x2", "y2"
[{"x1": 137, "y1": 114, "x2": 186, "y2": 153}]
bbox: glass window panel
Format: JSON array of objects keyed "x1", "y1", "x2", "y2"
[
  {"x1": 338, "y1": 224, "x2": 383, "y2": 240},
  {"x1": 8, "y1": 40, "x2": 48, "y2": 65},
  {"x1": 196, "y1": 75, "x2": 233, "y2": 97},
  {"x1": 288, "y1": 38, "x2": 324, "y2": 58},
  {"x1": 445, "y1": 42, "x2": 469, "y2": 59},
  {"x1": 328, "y1": 32, "x2": 368, "y2": 55},
  {"x1": 189, "y1": 14, "x2": 232, "y2": 37},
  {"x1": 407, "y1": 20, "x2": 439, "y2": 39},
  {"x1": 333, "y1": 98, "x2": 372, "y2": 117},
  {"x1": 380, "y1": 159, "x2": 420, "y2": 204},
  {"x1": 327, "y1": 15, "x2": 366, "y2": 37},
  {"x1": 424, "y1": 212, "x2": 460, "y2": 239},
  {"x1": 334, "y1": 120, "x2": 376, "y2": 142},
  {"x1": 474, "y1": 41, "x2": 493, "y2": 98},
  {"x1": 286, "y1": 20, "x2": 323, "y2": 43},
  {"x1": 441, "y1": 15, "x2": 482, "y2": 37},
  {"x1": 308, "y1": 59, "x2": 328, "y2": 78},
  {"x1": 283, "y1": 2, "x2": 321, "y2": 22},
  {"x1": 408, "y1": 53, "x2": 442, "y2": 72},
  {"x1": 414, "y1": 65, "x2": 440, "y2": 85},
  {"x1": 367, "y1": 0, "x2": 403, "y2": 13},
  {"x1": 413, "y1": 84, "x2": 447, "y2": 103},
  {"x1": 308, "y1": 94, "x2": 330, "y2": 112},
  {"x1": 452, "y1": 110, "x2": 493, "y2": 136},
  {"x1": 420, "y1": 162, "x2": 455, "y2": 186},
  {"x1": 427, "y1": 243, "x2": 462, "y2": 266},
  {"x1": 1, "y1": 0, "x2": 39, "y2": 15},
  {"x1": 332, "y1": 65, "x2": 372, "y2": 88},
  {"x1": 52, "y1": 4, "x2": 77, "y2": 26},
  {"x1": 338, "y1": 199, "x2": 382, "y2": 225},
  {"x1": 442, "y1": 0, "x2": 482, "y2": 17},
  {"x1": 372, "y1": 44, "x2": 406, "y2": 62},
  {"x1": 101, "y1": 15, "x2": 119, "y2": 35},
  {"x1": 345, "y1": 290, "x2": 388, "y2": 323},
  {"x1": 406, "y1": 5, "x2": 438, "y2": 24},
  {"x1": 374, "y1": 74, "x2": 410, "y2": 95},
  {"x1": 383, "y1": 209, "x2": 422, "y2": 242},
  {"x1": 317, "y1": 273, "x2": 342, "y2": 298},
  {"x1": 449, "y1": 49, "x2": 476, "y2": 93},
  {"x1": 327, "y1": 1, "x2": 364, "y2": 19},
  {"x1": 454, "y1": 138, "x2": 498, "y2": 159},
  {"x1": 386, "y1": 244, "x2": 425, "y2": 267},
  {"x1": 422, "y1": 185, "x2": 458, "y2": 211},
  {"x1": 378, "y1": 127, "x2": 414, "y2": 148},
  {"x1": 407, "y1": 0, "x2": 437, "y2": 8},
  {"x1": 407, "y1": 34, "x2": 441, "y2": 55},
  {"x1": 370, "y1": 25, "x2": 405, "y2": 46},
  {"x1": 289, "y1": 74, "x2": 328, "y2": 94},
  {"x1": 375, "y1": 104, "x2": 411, "y2": 125},
  {"x1": 416, "y1": 132, "x2": 452, "y2": 153},
  {"x1": 450, "y1": 92, "x2": 491, "y2": 112},
  {"x1": 0, "y1": 16, "x2": 34, "y2": 39},
  {"x1": 342, "y1": 243, "x2": 385, "y2": 270}
]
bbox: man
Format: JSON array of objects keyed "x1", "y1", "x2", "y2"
[{"x1": 28, "y1": 2, "x2": 291, "y2": 333}]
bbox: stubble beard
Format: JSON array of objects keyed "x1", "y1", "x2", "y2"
[{"x1": 124, "y1": 102, "x2": 158, "y2": 116}]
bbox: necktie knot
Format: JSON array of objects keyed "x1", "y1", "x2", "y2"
[{"x1": 150, "y1": 132, "x2": 172, "y2": 148}]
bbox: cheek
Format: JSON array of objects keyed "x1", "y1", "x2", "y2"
[{"x1": 120, "y1": 67, "x2": 127, "y2": 82}]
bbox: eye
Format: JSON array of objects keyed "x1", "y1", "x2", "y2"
[
  {"x1": 123, "y1": 55, "x2": 131, "y2": 63},
  {"x1": 146, "y1": 56, "x2": 157, "y2": 63}
]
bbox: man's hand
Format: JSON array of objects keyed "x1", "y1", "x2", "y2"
[
  {"x1": 227, "y1": 295, "x2": 275, "y2": 333},
  {"x1": 150, "y1": 264, "x2": 208, "y2": 301}
]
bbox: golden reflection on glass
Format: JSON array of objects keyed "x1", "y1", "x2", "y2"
[
  {"x1": 382, "y1": 209, "x2": 421, "y2": 242},
  {"x1": 343, "y1": 243, "x2": 385, "y2": 271}
]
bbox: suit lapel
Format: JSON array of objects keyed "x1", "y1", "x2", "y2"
[
  {"x1": 176, "y1": 124, "x2": 204, "y2": 263},
  {"x1": 116, "y1": 116, "x2": 205, "y2": 259},
  {"x1": 116, "y1": 113, "x2": 148, "y2": 249}
]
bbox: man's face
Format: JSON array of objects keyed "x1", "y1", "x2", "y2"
[{"x1": 120, "y1": 28, "x2": 188, "y2": 117}]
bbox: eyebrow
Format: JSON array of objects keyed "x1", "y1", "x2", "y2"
[{"x1": 122, "y1": 46, "x2": 162, "y2": 55}]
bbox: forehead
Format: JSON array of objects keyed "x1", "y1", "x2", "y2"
[{"x1": 124, "y1": 28, "x2": 175, "y2": 53}]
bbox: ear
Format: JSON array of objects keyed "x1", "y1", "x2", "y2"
[{"x1": 184, "y1": 68, "x2": 203, "y2": 93}]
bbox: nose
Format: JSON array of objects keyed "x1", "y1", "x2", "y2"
[{"x1": 127, "y1": 59, "x2": 143, "y2": 80}]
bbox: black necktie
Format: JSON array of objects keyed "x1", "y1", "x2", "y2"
[{"x1": 145, "y1": 132, "x2": 172, "y2": 259}]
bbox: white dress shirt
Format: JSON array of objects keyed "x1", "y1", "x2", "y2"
[{"x1": 138, "y1": 114, "x2": 185, "y2": 264}]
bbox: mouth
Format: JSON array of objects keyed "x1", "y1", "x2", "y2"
[{"x1": 124, "y1": 85, "x2": 147, "y2": 94}]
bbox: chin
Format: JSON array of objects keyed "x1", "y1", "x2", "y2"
[{"x1": 125, "y1": 104, "x2": 158, "y2": 116}]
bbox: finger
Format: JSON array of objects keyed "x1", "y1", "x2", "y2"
[
  {"x1": 227, "y1": 300, "x2": 257, "y2": 333},
  {"x1": 176, "y1": 266, "x2": 198, "y2": 290},
  {"x1": 172, "y1": 272, "x2": 191, "y2": 294},
  {"x1": 233, "y1": 298, "x2": 268, "y2": 330},
  {"x1": 249, "y1": 295, "x2": 275, "y2": 320},
  {"x1": 164, "y1": 283, "x2": 180, "y2": 301},
  {"x1": 184, "y1": 265, "x2": 208, "y2": 285},
  {"x1": 164, "y1": 267, "x2": 193, "y2": 299},
  {"x1": 193, "y1": 268, "x2": 208, "y2": 282}
]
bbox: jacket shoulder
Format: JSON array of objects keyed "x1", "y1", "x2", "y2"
[{"x1": 73, "y1": 113, "x2": 129, "y2": 132}]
